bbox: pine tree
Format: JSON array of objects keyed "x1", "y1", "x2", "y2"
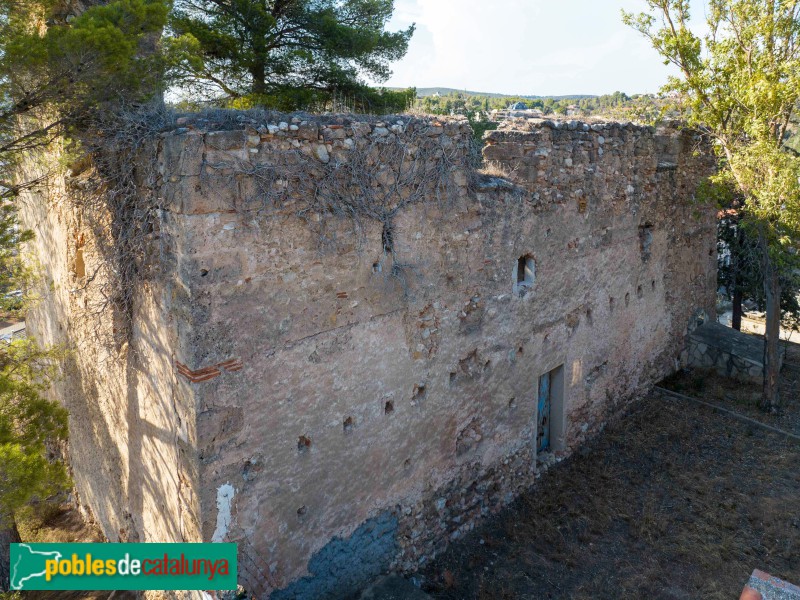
[
  {"x1": 166, "y1": 0, "x2": 414, "y2": 109},
  {"x1": 0, "y1": 0, "x2": 167, "y2": 587}
]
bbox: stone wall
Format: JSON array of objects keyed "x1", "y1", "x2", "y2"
[
  {"x1": 22, "y1": 111, "x2": 717, "y2": 599},
  {"x1": 19, "y1": 149, "x2": 201, "y2": 550},
  {"x1": 688, "y1": 320, "x2": 784, "y2": 381}
]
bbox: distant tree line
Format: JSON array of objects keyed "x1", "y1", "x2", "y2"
[{"x1": 414, "y1": 90, "x2": 666, "y2": 120}]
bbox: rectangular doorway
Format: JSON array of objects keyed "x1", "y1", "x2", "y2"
[{"x1": 537, "y1": 365, "x2": 565, "y2": 453}]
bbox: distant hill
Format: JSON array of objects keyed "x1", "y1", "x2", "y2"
[{"x1": 406, "y1": 87, "x2": 598, "y2": 100}]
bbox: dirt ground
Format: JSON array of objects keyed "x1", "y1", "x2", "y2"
[
  {"x1": 662, "y1": 338, "x2": 800, "y2": 435},
  {"x1": 420, "y1": 344, "x2": 800, "y2": 599},
  {"x1": 16, "y1": 502, "x2": 105, "y2": 546}
]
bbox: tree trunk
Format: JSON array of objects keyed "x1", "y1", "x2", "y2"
[
  {"x1": 250, "y1": 61, "x2": 267, "y2": 96},
  {"x1": 731, "y1": 225, "x2": 744, "y2": 331},
  {"x1": 762, "y1": 246, "x2": 781, "y2": 413},
  {"x1": 732, "y1": 286, "x2": 743, "y2": 331},
  {"x1": 0, "y1": 520, "x2": 21, "y2": 591}
]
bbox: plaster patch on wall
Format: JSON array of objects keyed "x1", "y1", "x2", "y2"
[{"x1": 211, "y1": 483, "x2": 235, "y2": 543}]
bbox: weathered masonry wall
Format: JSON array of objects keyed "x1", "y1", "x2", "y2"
[
  {"x1": 23, "y1": 112, "x2": 717, "y2": 599},
  {"x1": 19, "y1": 151, "x2": 201, "y2": 550}
]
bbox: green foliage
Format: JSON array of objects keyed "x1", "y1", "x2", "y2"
[
  {"x1": 43, "y1": 0, "x2": 167, "y2": 88},
  {"x1": 0, "y1": 0, "x2": 168, "y2": 112},
  {"x1": 349, "y1": 86, "x2": 416, "y2": 115},
  {"x1": 414, "y1": 89, "x2": 664, "y2": 120},
  {"x1": 0, "y1": 0, "x2": 145, "y2": 532},
  {"x1": 622, "y1": 1, "x2": 800, "y2": 181},
  {"x1": 717, "y1": 209, "x2": 800, "y2": 319},
  {"x1": 464, "y1": 108, "x2": 497, "y2": 151},
  {"x1": 0, "y1": 339, "x2": 69, "y2": 527},
  {"x1": 166, "y1": 0, "x2": 414, "y2": 110},
  {"x1": 0, "y1": 201, "x2": 33, "y2": 316},
  {"x1": 0, "y1": 0, "x2": 168, "y2": 198},
  {"x1": 224, "y1": 85, "x2": 416, "y2": 114},
  {"x1": 625, "y1": 0, "x2": 800, "y2": 407},
  {"x1": 697, "y1": 149, "x2": 800, "y2": 322},
  {"x1": 624, "y1": 1, "x2": 800, "y2": 270}
]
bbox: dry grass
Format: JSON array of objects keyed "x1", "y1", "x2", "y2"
[
  {"x1": 661, "y1": 354, "x2": 800, "y2": 437},
  {"x1": 13, "y1": 503, "x2": 136, "y2": 600},
  {"x1": 422, "y1": 359, "x2": 800, "y2": 599},
  {"x1": 477, "y1": 161, "x2": 514, "y2": 179},
  {"x1": 16, "y1": 502, "x2": 104, "y2": 545}
]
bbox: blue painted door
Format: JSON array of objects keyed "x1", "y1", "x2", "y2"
[{"x1": 537, "y1": 372, "x2": 551, "y2": 452}]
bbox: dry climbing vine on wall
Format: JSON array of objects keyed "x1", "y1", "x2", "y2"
[
  {"x1": 201, "y1": 117, "x2": 473, "y2": 289},
  {"x1": 66, "y1": 103, "x2": 174, "y2": 350},
  {"x1": 64, "y1": 109, "x2": 474, "y2": 349}
]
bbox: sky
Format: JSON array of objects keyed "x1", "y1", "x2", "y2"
[{"x1": 380, "y1": 0, "x2": 709, "y2": 96}]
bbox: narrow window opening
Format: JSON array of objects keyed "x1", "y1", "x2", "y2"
[
  {"x1": 514, "y1": 254, "x2": 536, "y2": 296},
  {"x1": 638, "y1": 222, "x2": 654, "y2": 261},
  {"x1": 384, "y1": 401, "x2": 394, "y2": 415}
]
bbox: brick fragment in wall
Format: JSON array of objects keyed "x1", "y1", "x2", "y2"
[{"x1": 175, "y1": 357, "x2": 243, "y2": 383}]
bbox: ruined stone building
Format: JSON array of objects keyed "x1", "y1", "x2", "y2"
[{"x1": 20, "y1": 113, "x2": 717, "y2": 598}]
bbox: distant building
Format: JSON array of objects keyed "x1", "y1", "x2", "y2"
[{"x1": 491, "y1": 107, "x2": 544, "y2": 121}]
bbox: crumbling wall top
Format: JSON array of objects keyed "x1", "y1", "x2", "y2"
[
  {"x1": 166, "y1": 109, "x2": 472, "y2": 138},
  {"x1": 489, "y1": 116, "x2": 689, "y2": 134}
]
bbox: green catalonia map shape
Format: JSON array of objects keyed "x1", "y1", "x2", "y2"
[{"x1": 10, "y1": 543, "x2": 63, "y2": 590}]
